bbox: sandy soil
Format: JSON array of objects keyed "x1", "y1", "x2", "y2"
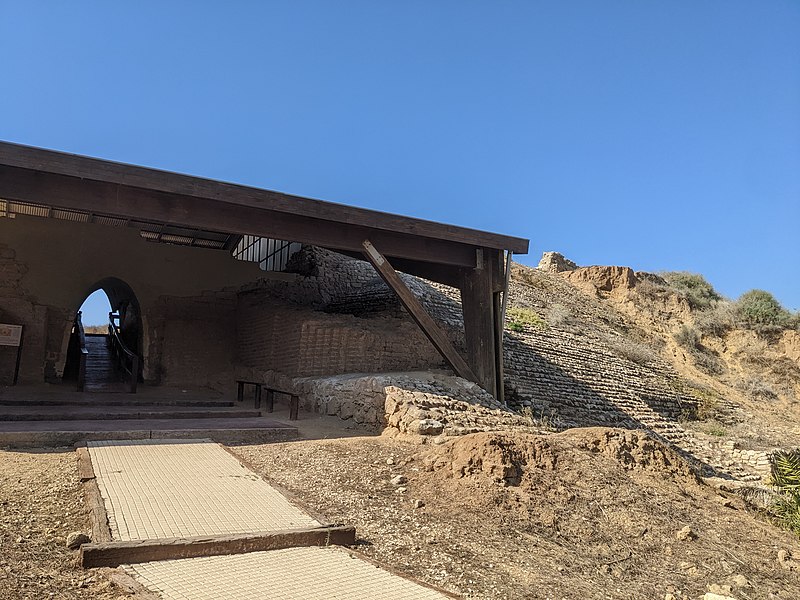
[
  {"x1": 232, "y1": 428, "x2": 800, "y2": 600},
  {"x1": 0, "y1": 448, "x2": 131, "y2": 600},
  {"x1": 3, "y1": 424, "x2": 800, "y2": 599}
]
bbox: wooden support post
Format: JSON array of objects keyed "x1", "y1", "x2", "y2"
[
  {"x1": 460, "y1": 248, "x2": 499, "y2": 397},
  {"x1": 361, "y1": 240, "x2": 480, "y2": 385},
  {"x1": 493, "y1": 290, "x2": 505, "y2": 403}
]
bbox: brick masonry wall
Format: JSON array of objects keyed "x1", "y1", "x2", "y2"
[
  {"x1": 147, "y1": 292, "x2": 239, "y2": 387},
  {"x1": 236, "y1": 292, "x2": 445, "y2": 378}
]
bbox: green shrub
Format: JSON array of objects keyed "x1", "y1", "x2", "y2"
[
  {"x1": 506, "y1": 307, "x2": 548, "y2": 331},
  {"x1": 735, "y1": 290, "x2": 792, "y2": 330},
  {"x1": 769, "y1": 450, "x2": 800, "y2": 536},
  {"x1": 662, "y1": 272, "x2": 722, "y2": 309}
]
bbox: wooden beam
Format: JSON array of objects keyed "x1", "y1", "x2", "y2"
[
  {"x1": 460, "y1": 248, "x2": 499, "y2": 396},
  {"x1": 0, "y1": 165, "x2": 478, "y2": 268},
  {"x1": 361, "y1": 240, "x2": 480, "y2": 385},
  {"x1": 493, "y1": 290, "x2": 505, "y2": 403},
  {"x1": 0, "y1": 141, "x2": 530, "y2": 254},
  {"x1": 79, "y1": 525, "x2": 356, "y2": 568}
]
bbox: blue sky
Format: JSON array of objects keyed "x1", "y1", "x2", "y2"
[{"x1": 2, "y1": 1, "x2": 798, "y2": 320}]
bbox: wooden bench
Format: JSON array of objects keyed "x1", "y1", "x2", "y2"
[{"x1": 236, "y1": 380, "x2": 299, "y2": 421}]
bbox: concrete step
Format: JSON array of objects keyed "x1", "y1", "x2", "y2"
[
  {"x1": 0, "y1": 417, "x2": 299, "y2": 448},
  {"x1": 0, "y1": 406, "x2": 262, "y2": 421},
  {"x1": 0, "y1": 397, "x2": 237, "y2": 407}
]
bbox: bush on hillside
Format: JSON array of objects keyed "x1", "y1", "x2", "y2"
[
  {"x1": 545, "y1": 303, "x2": 570, "y2": 327},
  {"x1": 506, "y1": 307, "x2": 548, "y2": 331},
  {"x1": 769, "y1": 450, "x2": 800, "y2": 537},
  {"x1": 610, "y1": 339, "x2": 657, "y2": 366},
  {"x1": 661, "y1": 272, "x2": 722, "y2": 310},
  {"x1": 735, "y1": 289, "x2": 792, "y2": 331},
  {"x1": 693, "y1": 301, "x2": 736, "y2": 337}
]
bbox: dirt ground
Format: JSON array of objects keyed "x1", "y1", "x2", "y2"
[
  {"x1": 2, "y1": 426, "x2": 800, "y2": 600},
  {"x1": 232, "y1": 428, "x2": 800, "y2": 600},
  {"x1": 0, "y1": 448, "x2": 131, "y2": 600}
]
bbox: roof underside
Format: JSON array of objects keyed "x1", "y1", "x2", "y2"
[{"x1": 0, "y1": 141, "x2": 528, "y2": 270}]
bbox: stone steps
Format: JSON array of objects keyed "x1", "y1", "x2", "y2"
[
  {"x1": 0, "y1": 405, "x2": 262, "y2": 422},
  {"x1": 0, "y1": 417, "x2": 299, "y2": 448}
]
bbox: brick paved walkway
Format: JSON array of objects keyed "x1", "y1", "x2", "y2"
[{"x1": 87, "y1": 439, "x2": 320, "y2": 540}]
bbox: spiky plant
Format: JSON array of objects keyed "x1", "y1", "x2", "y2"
[{"x1": 769, "y1": 449, "x2": 800, "y2": 535}]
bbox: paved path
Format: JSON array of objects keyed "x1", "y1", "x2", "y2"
[
  {"x1": 86, "y1": 438, "x2": 455, "y2": 598},
  {"x1": 125, "y1": 547, "x2": 452, "y2": 600},
  {"x1": 87, "y1": 439, "x2": 319, "y2": 540}
]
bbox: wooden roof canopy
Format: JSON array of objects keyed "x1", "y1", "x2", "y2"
[
  {"x1": 0, "y1": 141, "x2": 528, "y2": 281},
  {"x1": 0, "y1": 140, "x2": 529, "y2": 399}
]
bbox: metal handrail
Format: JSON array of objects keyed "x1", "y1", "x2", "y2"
[
  {"x1": 108, "y1": 312, "x2": 139, "y2": 393},
  {"x1": 76, "y1": 312, "x2": 88, "y2": 392}
]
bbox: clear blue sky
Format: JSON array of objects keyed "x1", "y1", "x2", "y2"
[{"x1": 2, "y1": 1, "x2": 798, "y2": 317}]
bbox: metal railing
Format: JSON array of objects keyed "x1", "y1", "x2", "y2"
[
  {"x1": 75, "y1": 312, "x2": 88, "y2": 392},
  {"x1": 108, "y1": 312, "x2": 139, "y2": 393},
  {"x1": 232, "y1": 236, "x2": 300, "y2": 271}
]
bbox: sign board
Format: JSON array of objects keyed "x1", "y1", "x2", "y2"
[{"x1": 0, "y1": 324, "x2": 23, "y2": 347}]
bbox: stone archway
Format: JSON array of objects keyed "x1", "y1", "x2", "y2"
[{"x1": 61, "y1": 277, "x2": 144, "y2": 385}]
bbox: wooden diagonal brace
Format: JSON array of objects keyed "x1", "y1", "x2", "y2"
[{"x1": 362, "y1": 239, "x2": 480, "y2": 385}]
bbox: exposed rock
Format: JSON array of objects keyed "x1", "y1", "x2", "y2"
[
  {"x1": 732, "y1": 574, "x2": 750, "y2": 588},
  {"x1": 390, "y1": 475, "x2": 408, "y2": 486},
  {"x1": 676, "y1": 526, "x2": 697, "y2": 541},
  {"x1": 66, "y1": 532, "x2": 90, "y2": 550},
  {"x1": 561, "y1": 265, "x2": 639, "y2": 295},
  {"x1": 415, "y1": 418, "x2": 444, "y2": 436},
  {"x1": 778, "y1": 548, "x2": 796, "y2": 570},
  {"x1": 537, "y1": 251, "x2": 578, "y2": 273}
]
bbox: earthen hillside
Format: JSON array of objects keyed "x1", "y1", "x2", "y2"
[{"x1": 289, "y1": 247, "x2": 798, "y2": 484}]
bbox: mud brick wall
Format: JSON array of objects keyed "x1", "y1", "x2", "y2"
[
  {"x1": 236, "y1": 293, "x2": 444, "y2": 378},
  {"x1": 0, "y1": 242, "x2": 53, "y2": 384},
  {"x1": 147, "y1": 292, "x2": 239, "y2": 387},
  {"x1": 0, "y1": 216, "x2": 264, "y2": 384}
]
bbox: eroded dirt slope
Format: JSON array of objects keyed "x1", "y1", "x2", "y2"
[{"x1": 233, "y1": 429, "x2": 800, "y2": 600}]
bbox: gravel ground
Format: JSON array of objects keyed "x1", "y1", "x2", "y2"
[{"x1": 0, "y1": 448, "x2": 131, "y2": 600}]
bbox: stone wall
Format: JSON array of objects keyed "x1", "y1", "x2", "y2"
[{"x1": 292, "y1": 371, "x2": 540, "y2": 436}]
